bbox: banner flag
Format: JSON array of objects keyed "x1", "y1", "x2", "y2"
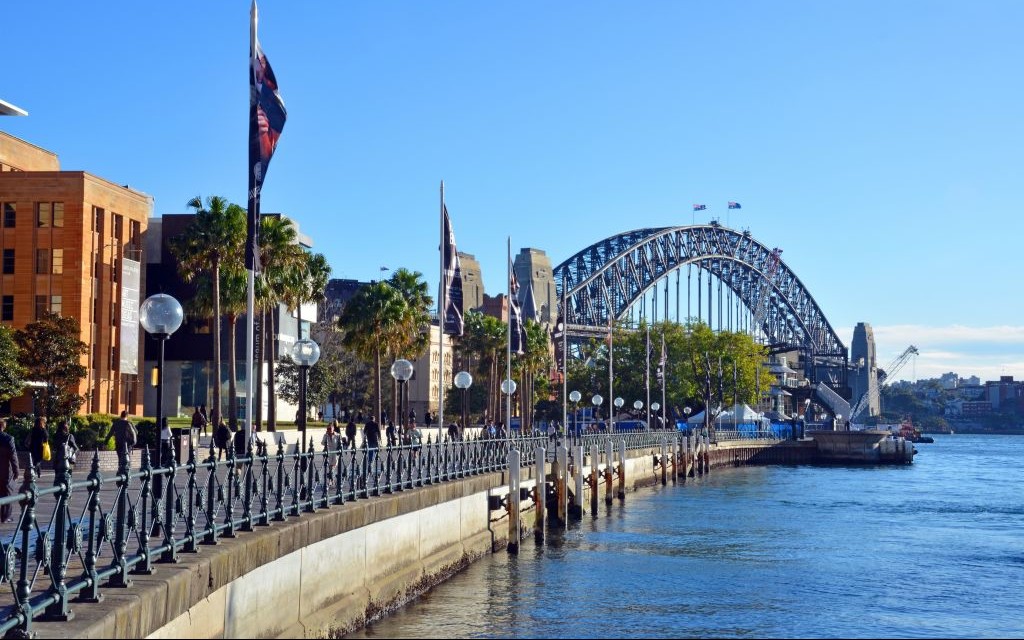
[
  {"x1": 441, "y1": 204, "x2": 464, "y2": 336},
  {"x1": 247, "y1": 5, "x2": 287, "y2": 271},
  {"x1": 509, "y1": 259, "x2": 526, "y2": 354}
]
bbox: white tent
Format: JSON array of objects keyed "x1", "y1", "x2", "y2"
[{"x1": 686, "y1": 403, "x2": 764, "y2": 425}]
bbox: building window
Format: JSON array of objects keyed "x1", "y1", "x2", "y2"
[
  {"x1": 2, "y1": 203, "x2": 14, "y2": 228},
  {"x1": 52, "y1": 249, "x2": 63, "y2": 275},
  {"x1": 34, "y1": 295, "x2": 46, "y2": 320},
  {"x1": 93, "y1": 207, "x2": 103, "y2": 233},
  {"x1": 1, "y1": 296, "x2": 11, "y2": 322},
  {"x1": 50, "y1": 295, "x2": 62, "y2": 316},
  {"x1": 2, "y1": 249, "x2": 13, "y2": 275},
  {"x1": 36, "y1": 249, "x2": 50, "y2": 275},
  {"x1": 37, "y1": 203, "x2": 51, "y2": 228},
  {"x1": 52, "y1": 203, "x2": 64, "y2": 228}
]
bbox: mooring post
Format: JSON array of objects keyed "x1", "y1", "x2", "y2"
[
  {"x1": 604, "y1": 439, "x2": 614, "y2": 505},
  {"x1": 617, "y1": 438, "x2": 627, "y2": 500},
  {"x1": 704, "y1": 435, "x2": 711, "y2": 474},
  {"x1": 508, "y1": 448, "x2": 521, "y2": 555},
  {"x1": 660, "y1": 438, "x2": 668, "y2": 486},
  {"x1": 555, "y1": 444, "x2": 568, "y2": 528},
  {"x1": 571, "y1": 444, "x2": 584, "y2": 519},
  {"x1": 590, "y1": 444, "x2": 599, "y2": 513},
  {"x1": 535, "y1": 445, "x2": 546, "y2": 544}
]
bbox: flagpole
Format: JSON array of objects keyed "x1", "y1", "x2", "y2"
[
  {"x1": 244, "y1": 0, "x2": 259, "y2": 446},
  {"x1": 438, "y1": 180, "x2": 445, "y2": 442},
  {"x1": 506, "y1": 237, "x2": 512, "y2": 434},
  {"x1": 661, "y1": 331, "x2": 667, "y2": 431},
  {"x1": 561, "y1": 278, "x2": 567, "y2": 438},
  {"x1": 645, "y1": 322, "x2": 651, "y2": 428}
]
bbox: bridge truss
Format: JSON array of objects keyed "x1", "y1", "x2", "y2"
[{"x1": 553, "y1": 225, "x2": 848, "y2": 380}]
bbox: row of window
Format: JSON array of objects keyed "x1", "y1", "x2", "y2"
[
  {"x1": 0, "y1": 202, "x2": 65, "y2": 228},
  {"x1": 0, "y1": 295, "x2": 61, "y2": 321},
  {"x1": 0, "y1": 248, "x2": 65, "y2": 275}
]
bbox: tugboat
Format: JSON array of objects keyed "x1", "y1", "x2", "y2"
[{"x1": 897, "y1": 418, "x2": 933, "y2": 444}]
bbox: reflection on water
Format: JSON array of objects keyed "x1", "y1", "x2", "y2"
[{"x1": 347, "y1": 436, "x2": 1024, "y2": 638}]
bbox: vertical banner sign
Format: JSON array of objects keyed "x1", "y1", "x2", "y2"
[
  {"x1": 119, "y1": 258, "x2": 141, "y2": 375},
  {"x1": 509, "y1": 259, "x2": 525, "y2": 354},
  {"x1": 442, "y1": 205, "x2": 464, "y2": 336}
]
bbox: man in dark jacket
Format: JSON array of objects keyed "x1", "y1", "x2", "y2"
[{"x1": 0, "y1": 419, "x2": 18, "y2": 523}]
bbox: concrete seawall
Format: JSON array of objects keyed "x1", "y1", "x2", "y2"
[{"x1": 33, "y1": 439, "x2": 810, "y2": 639}]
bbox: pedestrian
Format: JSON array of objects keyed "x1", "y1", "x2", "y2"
[
  {"x1": 408, "y1": 408, "x2": 417, "y2": 426},
  {"x1": 424, "y1": 411, "x2": 433, "y2": 427},
  {"x1": 51, "y1": 419, "x2": 79, "y2": 479},
  {"x1": 356, "y1": 410, "x2": 364, "y2": 424},
  {"x1": 0, "y1": 419, "x2": 19, "y2": 523},
  {"x1": 191, "y1": 404, "x2": 209, "y2": 438},
  {"x1": 214, "y1": 418, "x2": 231, "y2": 462},
  {"x1": 363, "y1": 415, "x2": 381, "y2": 466},
  {"x1": 112, "y1": 411, "x2": 137, "y2": 468},
  {"x1": 322, "y1": 421, "x2": 342, "y2": 485},
  {"x1": 447, "y1": 422, "x2": 459, "y2": 441},
  {"x1": 153, "y1": 417, "x2": 174, "y2": 500},
  {"x1": 28, "y1": 416, "x2": 47, "y2": 476},
  {"x1": 345, "y1": 418, "x2": 357, "y2": 450},
  {"x1": 385, "y1": 421, "x2": 397, "y2": 447}
]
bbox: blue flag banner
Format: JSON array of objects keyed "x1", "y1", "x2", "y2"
[
  {"x1": 693, "y1": 204, "x2": 707, "y2": 211},
  {"x1": 728, "y1": 201, "x2": 742, "y2": 209},
  {"x1": 247, "y1": 30, "x2": 287, "y2": 271}
]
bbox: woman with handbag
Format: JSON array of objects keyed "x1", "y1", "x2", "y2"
[
  {"x1": 52, "y1": 420, "x2": 79, "y2": 481},
  {"x1": 28, "y1": 416, "x2": 48, "y2": 476}
]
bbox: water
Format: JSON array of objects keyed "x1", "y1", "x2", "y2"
[{"x1": 347, "y1": 435, "x2": 1024, "y2": 638}]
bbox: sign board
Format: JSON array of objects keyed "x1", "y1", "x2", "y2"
[{"x1": 119, "y1": 258, "x2": 141, "y2": 375}]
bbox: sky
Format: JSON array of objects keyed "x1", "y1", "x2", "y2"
[{"x1": 3, "y1": 1, "x2": 1023, "y2": 383}]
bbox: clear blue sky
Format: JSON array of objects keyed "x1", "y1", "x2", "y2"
[{"x1": 3, "y1": 1, "x2": 1022, "y2": 382}]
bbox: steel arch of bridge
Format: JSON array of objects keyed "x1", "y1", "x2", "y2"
[{"x1": 554, "y1": 225, "x2": 847, "y2": 361}]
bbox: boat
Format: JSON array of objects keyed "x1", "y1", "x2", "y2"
[{"x1": 896, "y1": 417, "x2": 933, "y2": 443}]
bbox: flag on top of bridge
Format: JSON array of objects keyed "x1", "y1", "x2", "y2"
[
  {"x1": 509, "y1": 259, "x2": 525, "y2": 354},
  {"x1": 728, "y1": 201, "x2": 741, "y2": 209},
  {"x1": 693, "y1": 204, "x2": 707, "y2": 211}
]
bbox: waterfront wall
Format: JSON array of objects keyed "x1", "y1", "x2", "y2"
[{"x1": 35, "y1": 439, "x2": 810, "y2": 639}]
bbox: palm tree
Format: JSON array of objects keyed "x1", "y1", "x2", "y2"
[
  {"x1": 171, "y1": 196, "x2": 246, "y2": 427},
  {"x1": 386, "y1": 268, "x2": 433, "y2": 422},
  {"x1": 337, "y1": 282, "x2": 405, "y2": 424},
  {"x1": 253, "y1": 216, "x2": 305, "y2": 431}
]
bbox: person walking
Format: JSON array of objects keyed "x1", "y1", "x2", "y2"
[
  {"x1": 52, "y1": 420, "x2": 79, "y2": 481},
  {"x1": 321, "y1": 421, "x2": 342, "y2": 487},
  {"x1": 191, "y1": 404, "x2": 209, "y2": 438},
  {"x1": 363, "y1": 415, "x2": 381, "y2": 466},
  {"x1": 214, "y1": 418, "x2": 231, "y2": 462},
  {"x1": 28, "y1": 417, "x2": 47, "y2": 476},
  {"x1": 385, "y1": 421, "x2": 397, "y2": 447},
  {"x1": 111, "y1": 411, "x2": 137, "y2": 469},
  {"x1": 0, "y1": 419, "x2": 19, "y2": 523},
  {"x1": 345, "y1": 418, "x2": 357, "y2": 450}
]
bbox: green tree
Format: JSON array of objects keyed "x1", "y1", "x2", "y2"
[
  {"x1": 171, "y1": 195, "x2": 247, "y2": 427},
  {"x1": 0, "y1": 325, "x2": 25, "y2": 403},
  {"x1": 254, "y1": 215, "x2": 305, "y2": 430},
  {"x1": 16, "y1": 313, "x2": 88, "y2": 419},
  {"x1": 386, "y1": 268, "x2": 433, "y2": 421},
  {"x1": 337, "y1": 282, "x2": 406, "y2": 424}
]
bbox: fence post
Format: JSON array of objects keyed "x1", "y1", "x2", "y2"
[
  {"x1": 41, "y1": 456, "x2": 74, "y2": 621},
  {"x1": 75, "y1": 451, "x2": 104, "y2": 603},
  {"x1": 132, "y1": 446, "x2": 156, "y2": 575}
]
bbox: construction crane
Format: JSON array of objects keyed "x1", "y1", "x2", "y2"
[
  {"x1": 849, "y1": 345, "x2": 919, "y2": 424},
  {"x1": 751, "y1": 248, "x2": 783, "y2": 338}
]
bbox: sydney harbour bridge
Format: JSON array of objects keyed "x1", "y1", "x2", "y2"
[{"x1": 551, "y1": 224, "x2": 852, "y2": 417}]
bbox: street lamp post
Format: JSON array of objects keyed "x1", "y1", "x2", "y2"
[
  {"x1": 569, "y1": 390, "x2": 581, "y2": 437},
  {"x1": 139, "y1": 293, "x2": 183, "y2": 565},
  {"x1": 591, "y1": 393, "x2": 603, "y2": 432},
  {"x1": 651, "y1": 402, "x2": 661, "y2": 430},
  {"x1": 684, "y1": 406, "x2": 692, "y2": 435},
  {"x1": 501, "y1": 378, "x2": 517, "y2": 433},
  {"x1": 290, "y1": 339, "x2": 322, "y2": 452},
  {"x1": 390, "y1": 358, "x2": 414, "y2": 436},
  {"x1": 633, "y1": 400, "x2": 643, "y2": 429},
  {"x1": 454, "y1": 371, "x2": 472, "y2": 438},
  {"x1": 613, "y1": 397, "x2": 624, "y2": 432}
]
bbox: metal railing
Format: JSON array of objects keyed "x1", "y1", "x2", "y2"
[{"x1": 0, "y1": 430, "x2": 675, "y2": 636}]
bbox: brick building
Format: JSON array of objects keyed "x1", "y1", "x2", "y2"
[{"x1": 0, "y1": 131, "x2": 150, "y2": 415}]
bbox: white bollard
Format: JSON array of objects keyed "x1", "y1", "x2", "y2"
[
  {"x1": 590, "y1": 444, "x2": 600, "y2": 512},
  {"x1": 535, "y1": 446, "x2": 546, "y2": 543}
]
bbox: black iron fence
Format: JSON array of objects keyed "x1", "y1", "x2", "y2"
[{"x1": 0, "y1": 429, "x2": 681, "y2": 636}]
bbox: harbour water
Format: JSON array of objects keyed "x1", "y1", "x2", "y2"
[{"x1": 347, "y1": 435, "x2": 1024, "y2": 638}]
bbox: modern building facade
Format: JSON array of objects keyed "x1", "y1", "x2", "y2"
[
  {"x1": 142, "y1": 212, "x2": 314, "y2": 423},
  {"x1": 457, "y1": 252, "x2": 484, "y2": 316},
  {"x1": 0, "y1": 132, "x2": 150, "y2": 415}
]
